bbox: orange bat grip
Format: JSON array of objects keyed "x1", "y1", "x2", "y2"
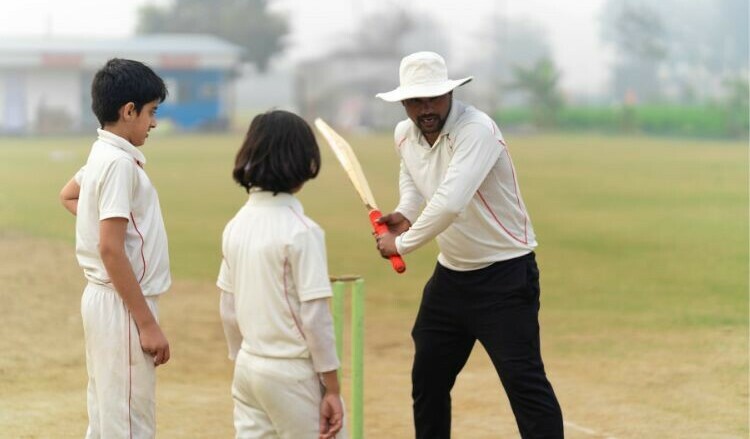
[{"x1": 369, "y1": 209, "x2": 406, "y2": 273}]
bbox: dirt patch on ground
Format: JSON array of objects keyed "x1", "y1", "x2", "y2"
[{"x1": 1, "y1": 234, "x2": 745, "y2": 438}]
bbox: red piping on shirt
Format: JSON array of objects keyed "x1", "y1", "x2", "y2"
[
  {"x1": 130, "y1": 213, "x2": 147, "y2": 283},
  {"x1": 476, "y1": 190, "x2": 528, "y2": 245},
  {"x1": 283, "y1": 258, "x2": 306, "y2": 340},
  {"x1": 288, "y1": 206, "x2": 310, "y2": 229},
  {"x1": 126, "y1": 307, "x2": 133, "y2": 439},
  {"x1": 503, "y1": 148, "x2": 524, "y2": 214},
  {"x1": 477, "y1": 147, "x2": 529, "y2": 245},
  {"x1": 491, "y1": 123, "x2": 508, "y2": 147},
  {"x1": 129, "y1": 157, "x2": 142, "y2": 438}
]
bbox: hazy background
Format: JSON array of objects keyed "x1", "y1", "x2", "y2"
[
  {"x1": 0, "y1": 2, "x2": 747, "y2": 437},
  {"x1": 0, "y1": 0, "x2": 747, "y2": 137},
  {"x1": 0, "y1": 0, "x2": 611, "y2": 92}
]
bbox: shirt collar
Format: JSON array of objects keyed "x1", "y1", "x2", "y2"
[
  {"x1": 96, "y1": 128, "x2": 147, "y2": 166},
  {"x1": 246, "y1": 189, "x2": 303, "y2": 210},
  {"x1": 406, "y1": 99, "x2": 466, "y2": 148}
]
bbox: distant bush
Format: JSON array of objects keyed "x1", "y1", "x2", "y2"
[
  {"x1": 494, "y1": 108, "x2": 532, "y2": 126},
  {"x1": 555, "y1": 107, "x2": 621, "y2": 131},
  {"x1": 634, "y1": 105, "x2": 727, "y2": 137},
  {"x1": 496, "y1": 104, "x2": 749, "y2": 139},
  {"x1": 722, "y1": 76, "x2": 750, "y2": 138}
]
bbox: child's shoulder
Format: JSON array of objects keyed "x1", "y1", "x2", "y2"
[
  {"x1": 88, "y1": 138, "x2": 133, "y2": 164},
  {"x1": 286, "y1": 210, "x2": 325, "y2": 240},
  {"x1": 302, "y1": 215, "x2": 324, "y2": 232},
  {"x1": 82, "y1": 146, "x2": 138, "y2": 190}
]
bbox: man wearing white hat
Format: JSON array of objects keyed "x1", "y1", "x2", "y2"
[{"x1": 375, "y1": 51, "x2": 563, "y2": 438}]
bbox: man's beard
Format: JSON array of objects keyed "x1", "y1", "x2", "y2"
[{"x1": 417, "y1": 113, "x2": 446, "y2": 134}]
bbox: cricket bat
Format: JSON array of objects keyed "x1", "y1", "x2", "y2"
[{"x1": 314, "y1": 118, "x2": 406, "y2": 274}]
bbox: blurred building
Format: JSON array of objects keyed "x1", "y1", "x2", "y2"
[
  {"x1": 234, "y1": 63, "x2": 295, "y2": 117},
  {"x1": 296, "y1": 53, "x2": 404, "y2": 131},
  {"x1": 0, "y1": 34, "x2": 242, "y2": 134}
]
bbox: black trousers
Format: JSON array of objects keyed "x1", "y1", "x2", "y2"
[{"x1": 411, "y1": 252, "x2": 563, "y2": 438}]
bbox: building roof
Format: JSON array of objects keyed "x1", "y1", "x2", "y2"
[{"x1": 0, "y1": 34, "x2": 243, "y2": 69}]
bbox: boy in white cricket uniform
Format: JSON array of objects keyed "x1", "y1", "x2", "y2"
[
  {"x1": 217, "y1": 110, "x2": 345, "y2": 439},
  {"x1": 60, "y1": 58, "x2": 171, "y2": 439}
]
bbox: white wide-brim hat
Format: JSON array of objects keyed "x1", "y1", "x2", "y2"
[{"x1": 376, "y1": 51, "x2": 473, "y2": 102}]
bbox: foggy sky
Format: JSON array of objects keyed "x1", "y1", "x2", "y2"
[{"x1": 0, "y1": 0, "x2": 610, "y2": 95}]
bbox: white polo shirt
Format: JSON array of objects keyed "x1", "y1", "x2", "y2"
[
  {"x1": 217, "y1": 191, "x2": 333, "y2": 360},
  {"x1": 75, "y1": 129, "x2": 171, "y2": 296},
  {"x1": 393, "y1": 100, "x2": 537, "y2": 271}
]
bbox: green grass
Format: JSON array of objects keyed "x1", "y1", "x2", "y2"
[
  {"x1": 0, "y1": 131, "x2": 747, "y2": 435},
  {"x1": 0, "y1": 132, "x2": 746, "y2": 324}
]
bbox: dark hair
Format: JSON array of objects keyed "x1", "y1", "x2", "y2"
[
  {"x1": 91, "y1": 58, "x2": 167, "y2": 127},
  {"x1": 233, "y1": 110, "x2": 321, "y2": 194}
]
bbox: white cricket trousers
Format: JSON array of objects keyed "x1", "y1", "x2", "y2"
[
  {"x1": 81, "y1": 283, "x2": 159, "y2": 439},
  {"x1": 232, "y1": 350, "x2": 347, "y2": 439}
]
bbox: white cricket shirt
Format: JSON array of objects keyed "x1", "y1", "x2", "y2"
[
  {"x1": 393, "y1": 100, "x2": 537, "y2": 271},
  {"x1": 75, "y1": 129, "x2": 171, "y2": 296},
  {"x1": 217, "y1": 191, "x2": 333, "y2": 360}
]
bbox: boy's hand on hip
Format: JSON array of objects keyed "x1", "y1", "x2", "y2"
[{"x1": 140, "y1": 322, "x2": 170, "y2": 366}]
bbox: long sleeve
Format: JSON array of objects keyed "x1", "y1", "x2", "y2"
[
  {"x1": 396, "y1": 122, "x2": 502, "y2": 255},
  {"x1": 300, "y1": 298, "x2": 340, "y2": 373},
  {"x1": 219, "y1": 290, "x2": 242, "y2": 361},
  {"x1": 394, "y1": 159, "x2": 424, "y2": 225}
]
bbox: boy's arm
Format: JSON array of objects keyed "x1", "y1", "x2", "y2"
[
  {"x1": 59, "y1": 178, "x2": 80, "y2": 215},
  {"x1": 318, "y1": 369, "x2": 343, "y2": 439},
  {"x1": 100, "y1": 217, "x2": 170, "y2": 366},
  {"x1": 290, "y1": 226, "x2": 343, "y2": 438},
  {"x1": 299, "y1": 298, "x2": 343, "y2": 439},
  {"x1": 300, "y1": 298, "x2": 340, "y2": 372}
]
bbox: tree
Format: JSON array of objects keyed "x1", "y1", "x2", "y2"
[
  {"x1": 601, "y1": 1, "x2": 667, "y2": 103},
  {"x1": 465, "y1": 16, "x2": 553, "y2": 111},
  {"x1": 297, "y1": 7, "x2": 449, "y2": 130},
  {"x1": 722, "y1": 76, "x2": 750, "y2": 138},
  {"x1": 329, "y1": 7, "x2": 448, "y2": 59},
  {"x1": 508, "y1": 58, "x2": 564, "y2": 129},
  {"x1": 137, "y1": 0, "x2": 288, "y2": 71},
  {"x1": 350, "y1": 8, "x2": 413, "y2": 57},
  {"x1": 601, "y1": 0, "x2": 748, "y2": 103}
]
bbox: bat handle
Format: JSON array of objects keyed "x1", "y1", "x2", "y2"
[{"x1": 369, "y1": 209, "x2": 406, "y2": 274}]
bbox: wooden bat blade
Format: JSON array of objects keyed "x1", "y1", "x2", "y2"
[
  {"x1": 314, "y1": 118, "x2": 407, "y2": 274},
  {"x1": 314, "y1": 118, "x2": 379, "y2": 210}
]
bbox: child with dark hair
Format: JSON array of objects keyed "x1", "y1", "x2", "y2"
[
  {"x1": 217, "y1": 110, "x2": 345, "y2": 438},
  {"x1": 90, "y1": 58, "x2": 168, "y2": 128},
  {"x1": 59, "y1": 58, "x2": 170, "y2": 439}
]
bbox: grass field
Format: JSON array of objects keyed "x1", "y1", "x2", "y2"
[{"x1": 0, "y1": 131, "x2": 747, "y2": 438}]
